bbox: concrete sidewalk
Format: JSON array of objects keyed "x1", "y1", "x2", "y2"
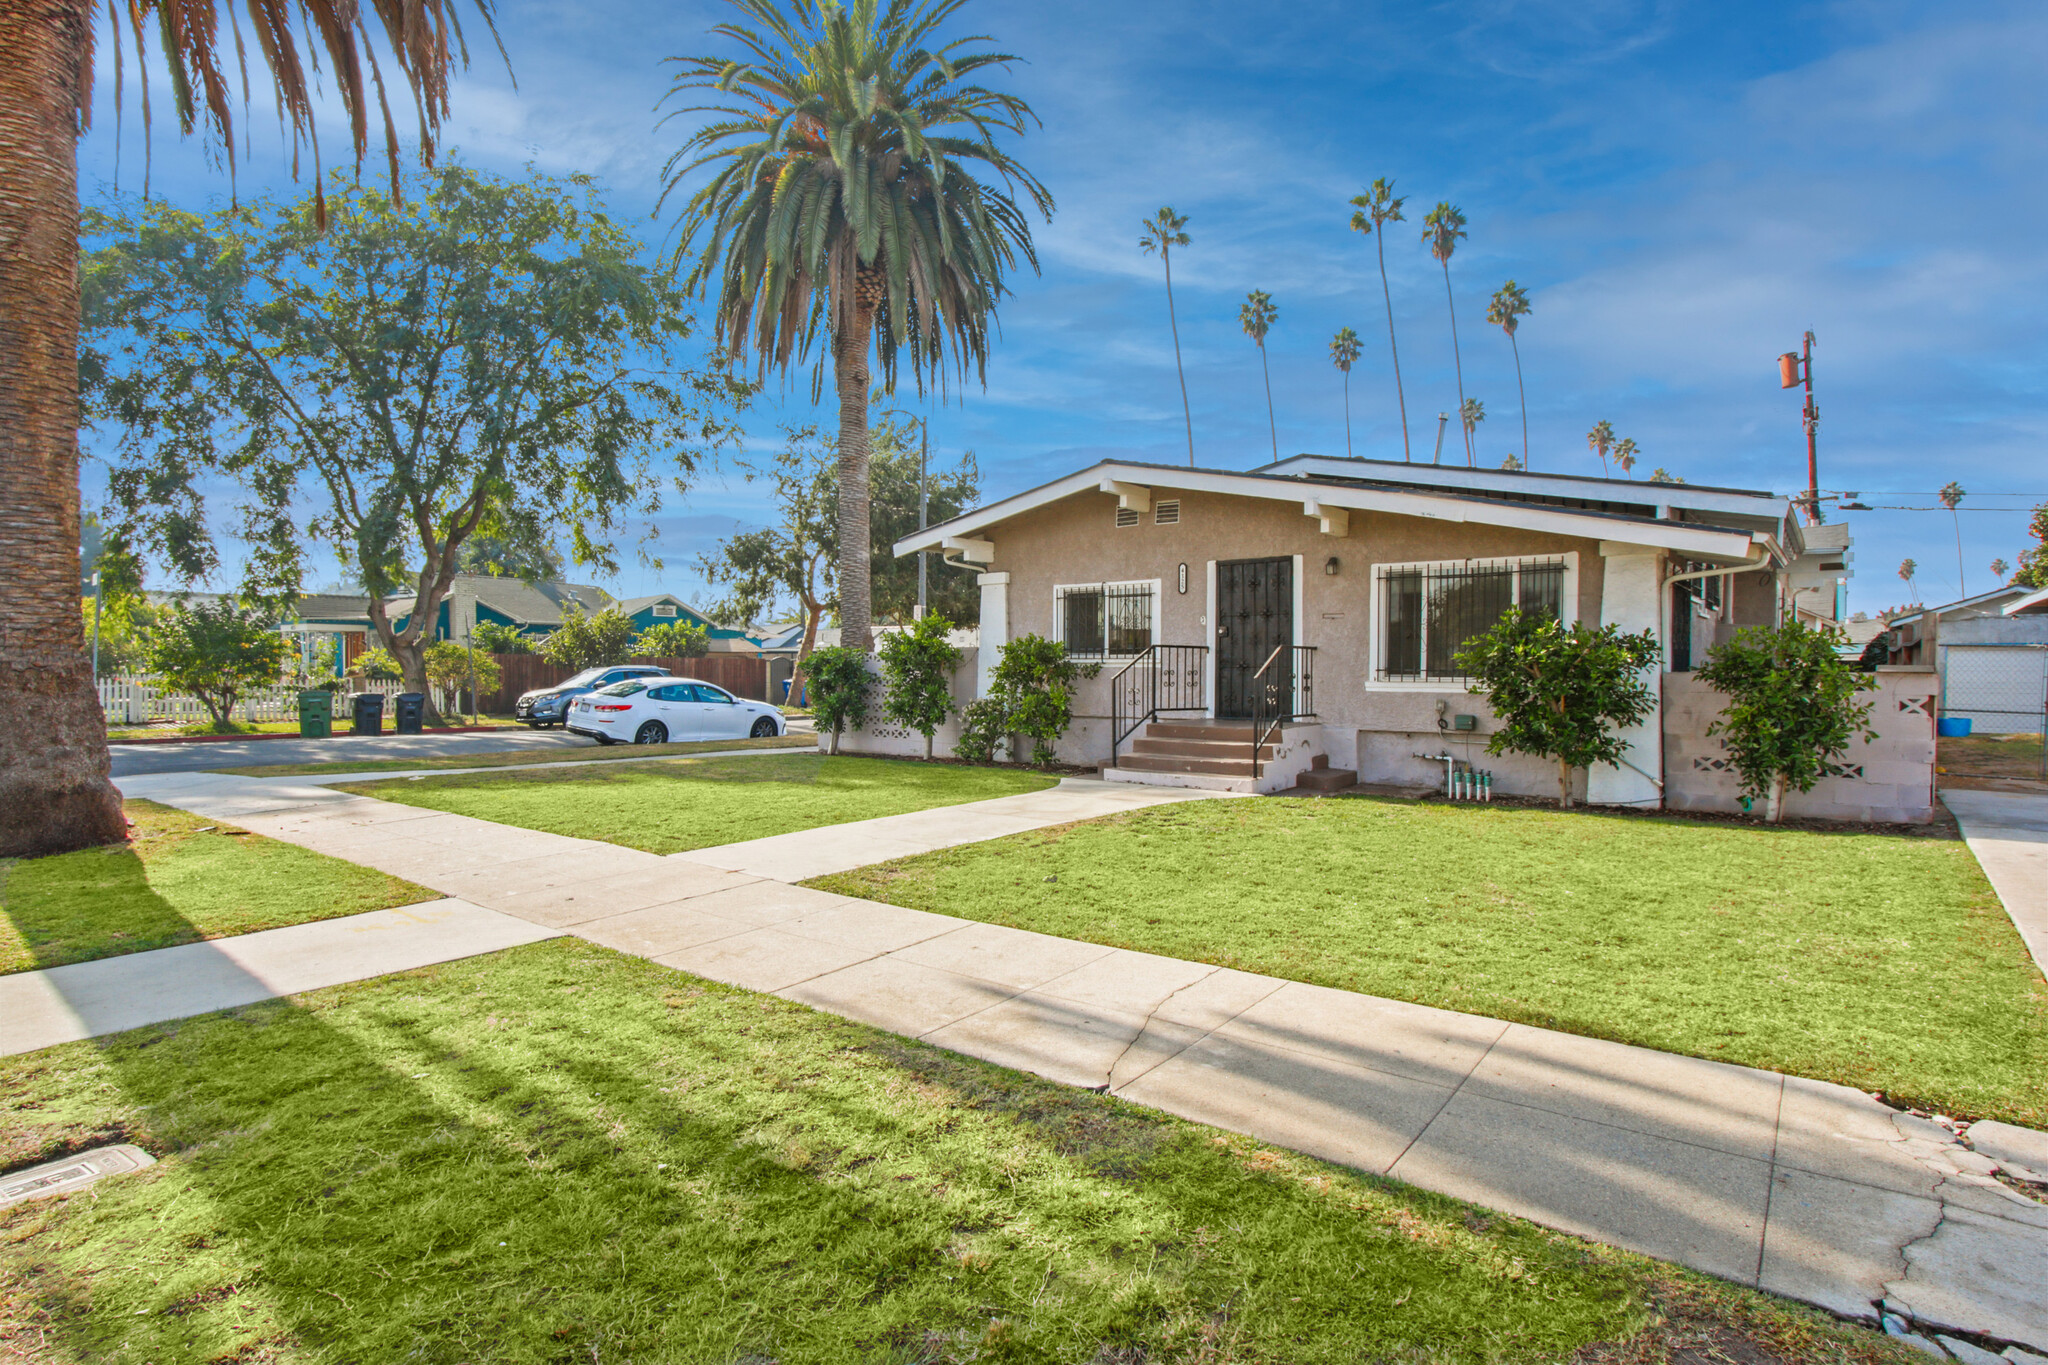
[
  {"x1": 104, "y1": 769, "x2": 2048, "y2": 1354},
  {"x1": 1, "y1": 899, "x2": 560, "y2": 1056},
  {"x1": 1943, "y1": 787, "x2": 2048, "y2": 972}
]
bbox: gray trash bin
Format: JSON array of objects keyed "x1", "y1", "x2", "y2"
[
  {"x1": 350, "y1": 692, "x2": 385, "y2": 736},
  {"x1": 393, "y1": 692, "x2": 426, "y2": 735}
]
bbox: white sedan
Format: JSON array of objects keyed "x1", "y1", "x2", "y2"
[{"x1": 565, "y1": 676, "x2": 789, "y2": 746}]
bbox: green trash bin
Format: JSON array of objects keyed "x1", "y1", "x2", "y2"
[{"x1": 297, "y1": 689, "x2": 334, "y2": 739}]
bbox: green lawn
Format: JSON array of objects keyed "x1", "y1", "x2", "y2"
[
  {"x1": 809, "y1": 796, "x2": 2048, "y2": 1127},
  {"x1": 334, "y1": 753, "x2": 1058, "y2": 855},
  {"x1": 214, "y1": 731, "x2": 817, "y2": 777},
  {"x1": 0, "y1": 941, "x2": 1909, "y2": 1365},
  {"x1": 0, "y1": 801, "x2": 435, "y2": 975}
]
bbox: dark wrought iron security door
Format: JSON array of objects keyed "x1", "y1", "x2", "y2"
[{"x1": 1215, "y1": 557, "x2": 1293, "y2": 718}]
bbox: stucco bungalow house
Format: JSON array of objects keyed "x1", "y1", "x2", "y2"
[{"x1": 890, "y1": 454, "x2": 1922, "y2": 814}]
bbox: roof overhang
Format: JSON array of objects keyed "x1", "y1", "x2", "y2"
[
  {"x1": 894, "y1": 460, "x2": 1771, "y2": 564},
  {"x1": 1259, "y1": 454, "x2": 1791, "y2": 525},
  {"x1": 2002, "y1": 585, "x2": 2048, "y2": 616}
]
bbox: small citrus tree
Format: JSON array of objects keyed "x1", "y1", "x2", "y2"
[
  {"x1": 539, "y1": 607, "x2": 638, "y2": 671},
  {"x1": 986, "y1": 634, "x2": 1101, "y2": 769},
  {"x1": 1694, "y1": 621, "x2": 1876, "y2": 822},
  {"x1": 879, "y1": 615, "x2": 963, "y2": 761},
  {"x1": 631, "y1": 620, "x2": 710, "y2": 660},
  {"x1": 424, "y1": 642, "x2": 503, "y2": 720},
  {"x1": 1454, "y1": 608, "x2": 1661, "y2": 808},
  {"x1": 804, "y1": 646, "x2": 877, "y2": 756},
  {"x1": 145, "y1": 600, "x2": 292, "y2": 733}
]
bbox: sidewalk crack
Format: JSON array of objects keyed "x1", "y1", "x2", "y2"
[{"x1": 1098, "y1": 968, "x2": 1220, "y2": 1092}]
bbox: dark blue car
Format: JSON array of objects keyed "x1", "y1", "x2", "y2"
[{"x1": 515, "y1": 665, "x2": 667, "y2": 727}]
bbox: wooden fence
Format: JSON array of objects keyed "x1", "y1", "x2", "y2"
[{"x1": 480, "y1": 653, "x2": 772, "y2": 711}]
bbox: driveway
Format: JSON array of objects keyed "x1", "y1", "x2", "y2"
[{"x1": 108, "y1": 728, "x2": 598, "y2": 776}]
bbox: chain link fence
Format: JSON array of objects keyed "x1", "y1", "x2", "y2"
[{"x1": 1937, "y1": 645, "x2": 2048, "y2": 780}]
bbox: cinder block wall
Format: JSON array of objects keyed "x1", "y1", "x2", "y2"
[
  {"x1": 833, "y1": 648, "x2": 979, "y2": 758},
  {"x1": 1662, "y1": 671, "x2": 1937, "y2": 823}
]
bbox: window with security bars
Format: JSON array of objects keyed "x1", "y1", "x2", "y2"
[
  {"x1": 1056, "y1": 582, "x2": 1155, "y2": 658},
  {"x1": 1378, "y1": 559, "x2": 1566, "y2": 681}
]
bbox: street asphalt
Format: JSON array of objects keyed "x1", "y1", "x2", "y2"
[{"x1": 108, "y1": 727, "x2": 598, "y2": 776}]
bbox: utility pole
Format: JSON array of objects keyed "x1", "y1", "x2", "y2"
[
  {"x1": 916, "y1": 417, "x2": 930, "y2": 619},
  {"x1": 1778, "y1": 331, "x2": 1820, "y2": 524}
]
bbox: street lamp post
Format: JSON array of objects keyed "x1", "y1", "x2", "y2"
[{"x1": 1778, "y1": 331, "x2": 1820, "y2": 523}]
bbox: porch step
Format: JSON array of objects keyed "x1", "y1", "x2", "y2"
[
  {"x1": 1115, "y1": 753, "x2": 1260, "y2": 778},
  {"x1": 1144, "y1": 720, "x2": 1258, "y2": 742},
  {"x1": 1296, "y1": 766, "x2": 1358, "y2": 792},
  {"x1": 1130, "y1": 736, "x2": 1274, "y2": 761}
]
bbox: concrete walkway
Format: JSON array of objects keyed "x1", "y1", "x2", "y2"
[
  {"x1": 88, "y1": 768, "x2": 2048, "y2": 1354},
  {"x1": 1943, "y1": 787, "x2": 2048, "y2": 972},
  {"x1": 1, "y1": 899, "x2": 559, "y2": 1055}
]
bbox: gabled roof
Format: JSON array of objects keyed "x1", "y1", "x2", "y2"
[
  {"x1": 894, "y1": 458, "x2": 1779, "y2": 564},
  {"x1": 1886, "y1": 583, "x2": 2035, "y2": 627},
  {"x1": 2001, "y1": 584, "x2": 2048, "y2": 616},
  {"x1": 616, "y1": 592, "x2": 710, "y2": 620},
  {"x1": 392, "y1": 575, "x2": 615, "y2": 627}
]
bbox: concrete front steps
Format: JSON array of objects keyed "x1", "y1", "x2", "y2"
[{"x1": 1106, "y1": 719, "x2": 1356, "y2": 795}]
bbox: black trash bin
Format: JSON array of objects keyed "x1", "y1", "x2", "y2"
[
  {"x1": 350, "y1": 691, "x2": 385, "y2": 736},
  {"x1": 394, "y1": 692, "x2": 426, "y2": 736}
]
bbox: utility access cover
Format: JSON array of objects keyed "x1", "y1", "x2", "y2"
[{"x1": 0, "y1": 1145, "x2": 155, "y2": 1209}]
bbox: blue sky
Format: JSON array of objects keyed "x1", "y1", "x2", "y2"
[{"x1": 78, "y1": 0, "x2": 2048, "y2": 617}]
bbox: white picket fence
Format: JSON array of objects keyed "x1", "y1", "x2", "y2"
[{"x1": 97, "y1": 676, "x2": 406, "y2": 726}]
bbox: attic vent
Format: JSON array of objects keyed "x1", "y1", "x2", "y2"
[
  {"x1": 1115, "y1": 507, "x2": 1141, "y2": 528},
  {"x1": 652, "y1": 605, "x2": 678, "y2": 618},
  {"x1": 1154, "y1": 500, "x2": 1181, "y2": 525}
]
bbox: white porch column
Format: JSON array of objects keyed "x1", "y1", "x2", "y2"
[
  {"x1": 976, "y1": 572, "x2": 1010, "y2": 699},
  {"x1": 1587, "y1": 547, "x2": 1665, "y2": 807}
]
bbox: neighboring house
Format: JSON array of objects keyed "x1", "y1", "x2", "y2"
[
  {"x1": 613, "y1": 593, "x2": 764, "y2": 653},
  {"x1": 1888, "y1": 584, "x2": 2048, "y2": 735},
  {"x1": 889, "y1": 454, "x2": 1921, "y2": 816},
  {"x1": 386, "y1": 575, "x2": 615, "y2": 645}
]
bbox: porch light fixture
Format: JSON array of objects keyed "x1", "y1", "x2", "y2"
[{"x1": 1325, "y1": 556, "x2": 1341, "y2": 576}]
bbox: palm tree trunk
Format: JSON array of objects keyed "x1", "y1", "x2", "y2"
[
  {"x1": 1259, "y1": 343, "x2": 1277, "y2": 462},
  {"x1": 1376, "y1": 236, "x2": 1410, "y2": 462},
  {"x1": 1953, "y1": 511, "x2": 1966, "y2": 598},
  {"x1": 1510, "y1": 332, "x2": 1530, "y2": 470},
  {"x1": 0, "y1": 0, "x2": 127, "y2": 857},
  {"x1": 1342, "y1": 370, "x2": 1352, "y2": 459},
  {"x1": 833, "y1": 301, "x2": 878, "y2": 653},
  {"x1": 1164, "y1": 252, "x2": 1193, "y2": 467},
  {"x1": 1441, "y1": 263, "x2": 1471, "y2": 466}
]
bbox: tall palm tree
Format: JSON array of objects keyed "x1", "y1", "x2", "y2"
[
  {"x1": 1587, "y1": 420, "x2": 1616, "y2": 477},
  {"x1": 1992, "y1": 558, "x2": 2011, "y2": 584},
  {"x1": 1349, "y1": 179, "x2": 1411, "y2": 460},
  {"x1": 1329, "y1": 327, "x2": 1361, "y2": 458},
  {"x1": 1940, "y1": 481, "x2": 1967, "y2": 597},
  {"x1": 1422, "y1": 202, "x2": 1472, "y2": 464},
  {"x1": 1241, "y1": 289, "x2": 1279, "y2": 462},
  {"x1": 1487, "y1": 280, "x2": 1532, "y2": 470},
  {"x1": 1460, "y1": 397, "x2": 1485, "y2": 453},
  {"x1": 1139, "y1": 207, "x2": 1195, "y2": 467},
  {"x1": 1899, "y1": 558, "x2": 1919, "y2": 604},
  {"x1": 0, "y1": 0, "x2": 497, "y2": 858},
  {"x1": 662, "y1": 0, "x2": 1052, "y2": 653},
  {"x1": 1613, "y1": 436, "x2": 1639, "y2": 479}
]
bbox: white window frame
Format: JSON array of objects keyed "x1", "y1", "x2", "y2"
[
  {"x1": 1366, "y1": 552, "x2": 1580, "y2": 692},
  {"x1": 1052, "y1": 578, "x2": 1161, "y2": 660},
  {"x1": 652, "y1": 604, "x2": 678, "y2": 618}
]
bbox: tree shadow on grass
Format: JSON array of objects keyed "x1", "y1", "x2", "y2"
[{"x1": 3, "y1": 939, "x2": 1671, "y2": 1365}]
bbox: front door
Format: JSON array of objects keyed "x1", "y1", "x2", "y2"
[{"x1": 1215, "y1": 557, "x2": 1294, "y2": 718}]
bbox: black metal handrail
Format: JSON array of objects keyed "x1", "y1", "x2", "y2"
[
  {"x1": 1109, "y1": 644, "x2": 1209, "y2": 762},
  {"x1": 1249, "y1": 645, "x2": 1317, "y2": 778}
]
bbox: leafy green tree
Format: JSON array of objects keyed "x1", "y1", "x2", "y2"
[
  {"x1": 423, "y1": 641, "x2": 502, "y2": 720},
  {"x1": 2014, "y1": 505, "x2": 2048, "y2": 589},
  {"x1": 539, "y1": 607, "x2": 639, "y2": 672},
  {"x1": 1648, "y1": 468, "x2": 1685, "y2": 485},
  {"x1": 471, "y1": 621, "x2": 535, "y2": 655},
  {"x1": 1694, "y1": 622, "x2": 1877, "y2": 822},
  {"x1": 879, "y1": 613, "x2": 962, "y2": 760},
  {"x1": 145, "y1": 599, "x2": 292, "y2": 732},
  {"x1": 1486, "y1": 280, "x2": 1532, "y2": 469},
  {"x1": 1422, "y1": 203, "x2": 1472, "y2": 464},
  {"x1": 461, "y1": 535, "x2": 565, "y2": 583},
  {"x1": 355, "y1": 647, "x2": 404, "y2": 680},
  {"x1": 700, "y1": 426, "x2": 838, "y2": 699},
  {"x1": 804, "y1": 646, "x2": 878, "y2": 755},
  {"x1": 1453, "y1": 608, "x2": 1661, "y2": 809},
  {"x1": 1330, "y1": 327, "x2": 1362, "y2": 459},
  {"x1": 982, "y1": 633, "x2": 1100, "y2": 768},
  {"x1": 1349, "y1": 179, "x2": 1411, "y2": 461},
  {"x1": 867, "y1": 408, "x2": 981, "y2": 628},
  {"x1": 1140, "y1": 207, "x2": 1196, "y2": 465},
  {"x1": 663, "y1": 0, "x2": 1052, "y2": 654},
  {"x1": 632, "y1": 620, "x2": 711, "y2": 660},
  {"x1": 1240, "y1": 290, "x2": 1280, "y2": 462},
  {"x1": 82, "y1": 165, "x2": 746, "y2": 727},
  {"x1": 81, "y1": 595, "x2": 155, "y2": 675}
]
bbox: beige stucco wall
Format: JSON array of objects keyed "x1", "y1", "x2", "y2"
[
  {"x1": 976, "y1": 487, "x2": 1617, "y2": 788},
  {"x1": 1662, "y1": 671, "x2": 1936, "y2": 823}
]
